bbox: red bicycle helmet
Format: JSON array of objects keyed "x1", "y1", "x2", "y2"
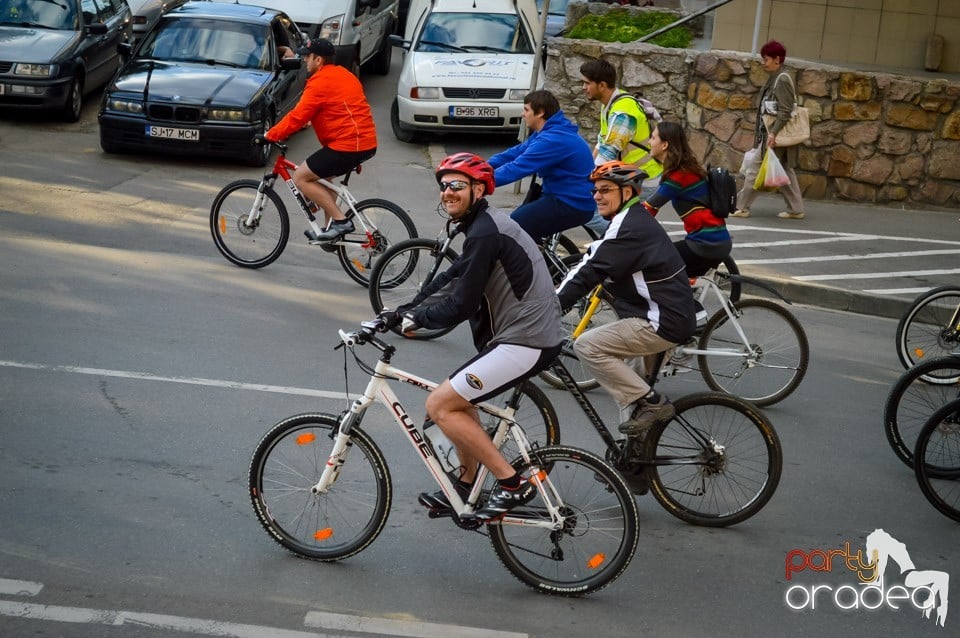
[
  {"x1": 590, "y1": 160, "x2": 648, "y2": 190},
  {"x1": 436, "y1": 152, "x2": 496, "y2": 195}
]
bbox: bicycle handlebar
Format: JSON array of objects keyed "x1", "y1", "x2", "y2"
[
  {"x1": 253, "y1": 134, "x2": 288, "y2": 155},
  {"x1": 336, "y1": 318, "x2": 390, "y2": 350}
]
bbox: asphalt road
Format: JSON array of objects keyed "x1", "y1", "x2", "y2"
[{"x1": 0, "y1": 56, "x2": 957, "y2": 637}]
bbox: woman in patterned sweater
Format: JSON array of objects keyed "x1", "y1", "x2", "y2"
[{"x1": 641, "y1": 121, "x2": 732, "y2": 277}]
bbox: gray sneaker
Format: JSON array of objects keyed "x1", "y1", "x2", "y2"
[
  {"x1": 618, "y1": 394, "x2": 675, "y2": 435},
  {"x1": 314, "y1": 218, "x2": 355, "y2": 242}
]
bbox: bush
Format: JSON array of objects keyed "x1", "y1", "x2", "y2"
[{"x1": 567, "y1": 10, "x2": 692, "y2": 48}]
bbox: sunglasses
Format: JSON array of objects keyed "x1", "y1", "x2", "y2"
[
  {"x1": 591, "y1": 187, "x2": 619, "y2": 195},
  {"x1": 439, "y1": 180, "x2": 471, "y2": 193}
]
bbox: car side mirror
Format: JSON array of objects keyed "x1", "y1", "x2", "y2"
[
  {"x1": 118, "y1": 42, "x2": 133, "y2": 58},
  {"x1": 388, "y1": 34, "x2": 408, "y2": 50},
  {"x1": 280, "y1": 56, "x2": 302, "y2": 72},
  {"x1": 87, "y1": 22, "x2": 108, "y2": 35}
]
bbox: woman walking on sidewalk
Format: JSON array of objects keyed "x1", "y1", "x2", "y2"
[{"x1": 731, "y1": 40, "x2": 806, "y2": 221}]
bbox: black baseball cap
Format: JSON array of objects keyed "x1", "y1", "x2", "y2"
[{"x1": 297, "y1": 38, "x2": 336, "y2": 57}]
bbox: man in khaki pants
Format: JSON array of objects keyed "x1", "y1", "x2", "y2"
[{"x1": 556, "y1": 161, "x2": 696, "y2": 436}]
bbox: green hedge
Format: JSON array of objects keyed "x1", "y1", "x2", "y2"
[{"x1": 567, "y1": 10, "x2": 692, "y2": 48}]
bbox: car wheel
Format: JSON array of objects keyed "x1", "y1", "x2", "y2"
[
  {"x1": 247, "y1": 113, "x2": 274, "y2": 167},
  {"x1": 349, "y1": 53, "x2": 361, "y2": 78},
  {"x1": 390, "y1": 98, "x2": 417, "y2": 144},
  {"x1": 370, "y1": 33, "x2": 392, "y2": 75},
  {"x1": 61, "y1": 75, "x2": 83, "y2": 123}
]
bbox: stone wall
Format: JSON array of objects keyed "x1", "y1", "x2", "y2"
[{"x1": 546, "y1": 38, "x2": 960, "y2": 209}]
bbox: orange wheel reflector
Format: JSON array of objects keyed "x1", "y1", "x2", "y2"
[
  {"x1": 351, "y1": 258, "x2": 366, "y2": 273},
  {"x1": 218, "y1": 216, "x2": 227, "y2": 234},
  {"x1": 529, "y1": 470, "x2": 547, "y2": 485},
  {"x1": 296, "y1": 432, "x2": 316, "y2": 446},
  {"x1": 586, "y1": 553, "x2": 606, "y2": 570},
  {"x1": 914, "y1": 348, "x2": 925, "y2": 359},
  {"x1": 314, "y1": 528, "x2": 334, "y2": 541}
]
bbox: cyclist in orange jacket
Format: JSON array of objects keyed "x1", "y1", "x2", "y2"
[{"x1": 265, "y1": 38, "x2": 377, "y2": 242}]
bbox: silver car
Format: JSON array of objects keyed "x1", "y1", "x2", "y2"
[{"x1": 127, "y1": 0, "x2": 187, "y2": 41}]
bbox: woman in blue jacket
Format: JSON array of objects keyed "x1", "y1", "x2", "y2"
[{"x1": 488, "y1": 90, "x2": 596, "y2": 240}]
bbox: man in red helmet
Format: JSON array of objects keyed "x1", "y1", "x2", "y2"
[{"x1": 381, "y1": 152, "x2": 563, "y2": 522}]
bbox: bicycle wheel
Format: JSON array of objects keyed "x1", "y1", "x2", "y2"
[
  {"x1": 337, "y1": 198, "x2": 417, "y2": 287},
  {"x1": 647, "y1": 392, "x2": 782, "y2": 527},
  {"x1": 249, "y1": 413, "x2": 392, "y2": 561},
  {"x1": 480, "y1": 381, "x2": 560, "y2": 465},
  {"x1": 698, "y1": 298, "x2": 809, "y2": 406},
  {"x1": 896, "y1": 286, "x2": 960, "y2": 375},
  {"x1": 883, "y1": 356, "x2": 960, "y2": 469},
  {"x1": 488, "y1": 445, "x2": 639, "y2": 596},
  {"x1": 367, "y1": 238, "x2": 458, "y2": 340},
  {"x1": 914, "y1": 398, "x2": 960, "y2": 523},
  {"x1": 210, "y1": 179, "x2": 289, "y2": 268}
]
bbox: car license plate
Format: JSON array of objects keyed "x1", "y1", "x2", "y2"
[
  {"x1": 449, "y1": 106, "x2": 499, "y2": 118},
  {"x1": 146, "y1": 125, "x2": 199, "y2": 141}
]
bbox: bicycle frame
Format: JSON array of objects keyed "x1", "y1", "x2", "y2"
[
  {"x1": 243, "y1": 145, "x2": 376, "y2": 248},
  {"x1": 311, "y1": 323, "x2": 565, "y2": 530}
]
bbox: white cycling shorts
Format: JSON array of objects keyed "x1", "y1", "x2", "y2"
[{"x1": 449, "y1": 342, "x2": 558, "y2": 404}]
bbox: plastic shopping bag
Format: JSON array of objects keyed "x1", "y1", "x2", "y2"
[
  {"x1": 763, "y1": 150, "x2": 791, "y2": 188},
  {"x1": 739, "y1": 146, "x2": 762, "y2": 177},
  {"x1": 753, "y1": 151, "x2": 771, "y2": 191}
]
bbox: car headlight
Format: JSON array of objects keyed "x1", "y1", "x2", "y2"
[
  {"x1": 508, "y1": 89, "x2": 527, "y2": 100},
  {"x1": 207, "y1": 108, "x2": 248, "y2": 122},
  {"x1": 319, "y1": 15, "x2": 344, "y2": 43},
  {"x1": 13, "y1": 63, "x2": 58, "y2": 77},
  {"x1": 411, "y1": 87, "x2": 439, "y2": 99},
  {"x1": 107, "y1": 98, "x2": 144, "y2": 114}
]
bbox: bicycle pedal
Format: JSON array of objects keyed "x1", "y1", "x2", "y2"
[
  {"x1": 417, "y1": 493, "x2": 448, "y2": 510},
  {"x1": 426, "y1": 507, "x2": 450, "y2": 519}
]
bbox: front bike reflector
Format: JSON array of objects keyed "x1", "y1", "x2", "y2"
[
  {"x1": 314, "y1": 528, "x2": 334, "y2": 541},
  {"x1": 587, "y1": 553, "x2": 606, "y2": 570},
  {"x1": 296, "y1": 432, "x2": 316, "y2": 446}
]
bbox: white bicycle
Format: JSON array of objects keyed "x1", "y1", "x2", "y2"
[{"x1": 249, "y1": 318, "x2": 640, "y2": 595}]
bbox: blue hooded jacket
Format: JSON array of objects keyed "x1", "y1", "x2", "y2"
[{"x1": 488, "y1": 110, "x2": 596, "y2": 212}]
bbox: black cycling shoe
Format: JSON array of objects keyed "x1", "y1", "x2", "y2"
[
  {"x1": 418, "y1": 480, "x2": 472, "y2": 513},
  {"x1": 475, "y1": 481, "x2": 537, "y2": 522}
]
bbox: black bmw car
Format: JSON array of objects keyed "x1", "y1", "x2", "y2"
[{"x1": 98, "y1": 1, "x2": 306, "y2": 166}]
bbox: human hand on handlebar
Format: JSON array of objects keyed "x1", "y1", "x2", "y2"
[{"x1": 377, "y1": 309, "x2": 402, "y2": 331}]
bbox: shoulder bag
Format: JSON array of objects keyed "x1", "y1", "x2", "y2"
[{"x1": 761, "y1": 72, "x2": 810, "y2": 147}]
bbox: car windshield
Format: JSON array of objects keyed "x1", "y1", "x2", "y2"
[
  {"x1": 0, "y1": 0, "x2": 78, "y2": 30},
  {"x1": 416, "y1": 12, "x2": 533, "y2": 54},
  {"x1": 536, "y1": 0, "x2": 568, "y2": 17},
  {"x1": 138, "y1": 16, "x2": 272, "y2": 69}
]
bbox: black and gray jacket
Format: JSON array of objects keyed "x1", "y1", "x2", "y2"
[
  {"x1": 406, "y1": 199, "x2": 563, "y2": 351},
  {"x1": 556, "y1": 198, "x2": 697, "y2": 345}
]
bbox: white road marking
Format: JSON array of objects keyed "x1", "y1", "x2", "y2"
[
  {"x1": 0, "y1": 360, "x2": 348, "y2": 399},
  {"x1": 304, "y1": 611, "x2": 528, "y2": 638},
  {"x1": 795, "y1": 268, "x2": 960, "y2": 281},
  {"x1": 863, "y1": 287, "x2": 935, "y2": 295},
  {"x1": 736, "y1": 249, "x2": 960, "y2": 265},
  {"x1": 0, "y1": 579, "x2": 43, "y2": 596}
]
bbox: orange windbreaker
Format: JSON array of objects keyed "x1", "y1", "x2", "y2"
[{"x1": 266, "y1": 64, "x2": 377, "y2": 152}]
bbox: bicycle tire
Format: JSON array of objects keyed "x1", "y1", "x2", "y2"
[
  {"x1": 895, "y1": 286, "x2": 960, "y2": 375},
  {"x1": 249, "y1": 413, "x2": 392, "y2": 561},
  {"x1": 883, "y1": 356, "x2": 960, "y2": 469},
  {"x1": 336, "y1": 198, "x2": 418, "y2": 287},
  {"x1": 913, "y1": 398, "x2": 960, "y2": 523},
  {"x1": 646, "y1": 392, "x2": 782, "y2": 527},
  {"x1": 488, "y1": 445, "x2": 639, "y2": 596},
  {"x1": 210, "y1": 179, "x2": 289, "y2": 268},
  {"x1": 367, "y1": 237, "x2": 458, "y2": 340},
  {"x1": 538, "y1": 258, "x2": 620, "y2": 392},
  {"x1": 697, "y1": 298, "x2": 809, "y2": 406}
]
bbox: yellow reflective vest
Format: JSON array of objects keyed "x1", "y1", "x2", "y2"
[{"x1": 599, "y1": 92, "x2": 663, "y2": 181}]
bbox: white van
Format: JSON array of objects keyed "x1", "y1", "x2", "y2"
[
  {"x1": 389, "y1": 0, "x2": 542, "y2": 142},
  {"x1": 209, "y1": 0, "x2": 399, "y2": 75}
]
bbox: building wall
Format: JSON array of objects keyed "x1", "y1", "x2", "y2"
[{"x1": 713, "y1": 0, "x2": 960, "y2": 73}]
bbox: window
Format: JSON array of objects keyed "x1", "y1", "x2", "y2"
[{"x1": 416, "y1": 13, "x2": 534, "y2": 54}]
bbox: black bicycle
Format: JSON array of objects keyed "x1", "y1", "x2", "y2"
[{"x1": 913, "y1": 397, "x2": 960, "y2": 523}]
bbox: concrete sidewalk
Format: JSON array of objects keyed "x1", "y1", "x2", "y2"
[{"x1": 485, "y1": 180, "x2": 960, "y2": 320}]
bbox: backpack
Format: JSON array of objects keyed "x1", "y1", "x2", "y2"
[{"x1": 705, "y1": 165, "x2": 737, "y2": 219}]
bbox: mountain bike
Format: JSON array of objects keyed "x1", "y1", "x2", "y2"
[
  {"x1": 896, "y1": 285, "x2": 960, "y2": 376},
  {"x1": 913, "y1": 397, "x2": 960, "y2": 523},
  {"x1": 884, "y1": 355, "x2": 960, "y2": 469},
  {"x1": 210, "y1": 141, "x2": 417, "y2": 286},
  {"x1": 539, "y1": 269, "x2": 809, "y2": 407},
  {"x1": 547, "y1": 350, "x2": 783, "y2": 526},
  {"x1": 249, "y1": 318, "x2": 639, "y2": 596}
]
